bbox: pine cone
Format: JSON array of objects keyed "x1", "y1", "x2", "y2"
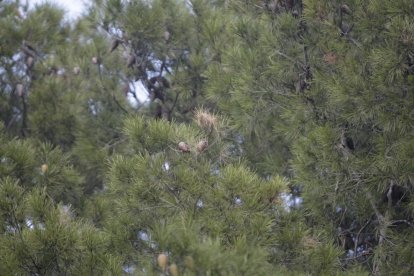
[
  {"x1": 178, "y1": 142, "x2": 190, "y2": 152},
  {"x1": 341, "y1": 4, "x2": 352, "y2": 15},
  {"x1": 73, "y1": 66, "x2": 80, "y2": 75},
  {"x1": 16, "y1": 83, "x2": 24, "y2": 97},
  {"x1": 91, "y1": 56, "x2": 99, "y2": 64},
  {"x1": 41, "y1": 164, "x2": 48, "y2": 174},
  {"x1": 164, "y1": 31, "x2": 171, "y2": 42},
  {"x1": 26, "y1": 56, "x2": 34, "y2": 69},
  {"x1": 169, "y1": 264, "x2": 179, "y2": 276},
  {"x1": 157, "y1": 253, "x2": 168, "y2": 271},
  {"x1": 196, "y1": 139, "x2": 208, "y2": 153}
]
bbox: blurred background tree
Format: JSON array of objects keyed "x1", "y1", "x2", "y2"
[{"x1": 1, "y1": 0, "x2": 413, "y2": 275}]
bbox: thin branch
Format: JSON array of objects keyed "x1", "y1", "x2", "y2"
[
  {"x1": 20, "y1": 92, "x2": 28, "y2": 137},
  {"x1": 343, "y1": 250, "x2": 373, "y2": 261},
  {"x1": 96, "y1": 58, "x2": 129, "y2": 114},
  {"x1": 169, "y1": 91, "x2": 181, "y2": 116},
  {"x1": 270, "y1": 50, "x2": 304, "y2": 67},
  {"x1": 368, "y1": 182, "x2": 394, "y2": 276},
  {"x1": 304, "y1": 46, "x2": 309, "y2": 67},
  {"x1": 390, "y1": 220, "x2": 414, "y2": 228},
  {"x1": 366, "y1": 191, "x2": 384, "y2": 222},
  {"x1": 6, "y1": 113, "x2": 19, "y2": 130},
  {"x1": 159, "y1": 59, "x2": 166, "y2": 77},
  {"x1": 354, "y1": 218, "x2": 371, "y2": 258},
  {"x1": 112, "y1": 95, "x2": 129, "y2": 114},
  {"x1": 386, "y1": 181, "x2": 395, "y2": 210}
]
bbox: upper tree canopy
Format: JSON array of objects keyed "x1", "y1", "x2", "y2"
[{"x1": 0, "y1": 0, "x2": 413, "y2": 275}]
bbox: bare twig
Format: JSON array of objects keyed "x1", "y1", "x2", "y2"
[
  {"x1": 354, "y1": 218, "x2": 371, "y2": 258},
  {"x1": 270, "y1": 50, "x2": 305, "y2": 67},
  {"x1": 390, "y1": 220, "x2": 414, "y2": 228},
  {"x1": 20, "y1": 89, "x2": 28, "y2": 137}
]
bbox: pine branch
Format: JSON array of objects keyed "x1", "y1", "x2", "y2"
[
  {"x1": 343, "y1": 249, "x2": 373, "y2": 261},
  {"x1": 10, "y1": 203, "x2": 43, "y2": 274},
  {"x1": 20, "y1": 91, "x2": 28, "y2": 137},
  {"x1": 366, "y1": 191, "x2": 384, "y2": 222},
  {"x1": 95, "y1": 58, "x2": 129, "y2": 114},
  {"x1": 386, "y1": 181, "x2": 395, "y2": 210},
  {"x1": 354, "y1": 218, "x2": 371, "y2": 258},
  {"x1": 367, "y1": 182, "x2": 395, "y2": 276},
  {"x1": 390, "y1": 220, "x2": 414, "y2": 228},
  {"x1": 112, "y1": 94, "x2": 129, "y2": 114},
  {"x1": 270, "y1": 50, "x2": 304, "y2": 67},
  {"x1": 168, "y1": 91, "x2": 181, "y2": 118}
]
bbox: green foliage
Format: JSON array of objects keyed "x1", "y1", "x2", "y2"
[
  {"x1": 1, "y1": 0, "x2": 413, "y2": 274},
  {"x1": 95, "y1": 113, "x2": 294, "y2": 272},
  {"x1": 205, "y1": 0, "x2": 414, "y2": 274},
  {"x1": 0, "y1": 178, "x2": 120, "y2": 275},
  {"x1": 0, "y1": 133, "x2": 84, "y2": 207}
]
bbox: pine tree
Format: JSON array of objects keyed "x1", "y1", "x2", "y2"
[
  {"x1": 0, "y1": 0, "x2": 130, "y2": 194},
  {"x1": 204, "y1": 1, "x2": 348, "y2": 272},
  {"x1": 205, "y1": 0, "x2": 414, "y2": 274},
  {"x1": 0, "y1": 124, "x2": 121, "y2": 274},
  {"x1": 88, "y1": 0, "x2": 228, "y2": 121},
  {"x1": 1, "y1": 0, "x2": 413, "y2": 275},
  {"x1": 0, "y1": 2, "x2": 123, "y2": 274},
  {"x1": 295, "y1": 1, "x2": 414, "y2": 274},
  {"x1": 93, "y1": 109, "x2": 299, "y2": 274}
]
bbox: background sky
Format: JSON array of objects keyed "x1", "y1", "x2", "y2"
[{"x1": 29, "y1": 0, "x2": 88, "y2": 20}]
